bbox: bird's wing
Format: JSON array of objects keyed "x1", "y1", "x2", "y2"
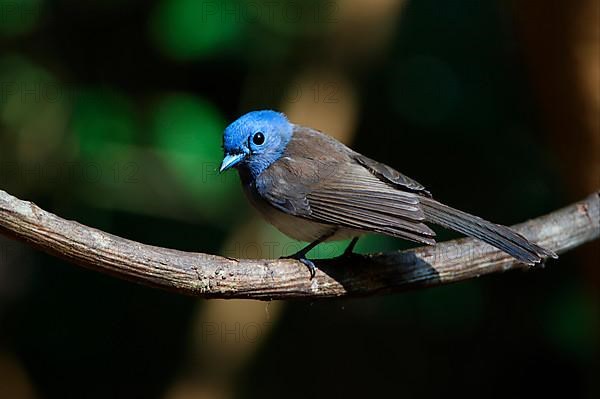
[
  {"x1": 353, "y1": 154, "x2": 432, "y2": 197},
  {"x1": 255, "y1": 127, "x2": 436, "y2": 245}
]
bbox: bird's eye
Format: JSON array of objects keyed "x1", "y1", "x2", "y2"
[{"x1": 252, "y1": 132, "x2": 265, "y2": 145}]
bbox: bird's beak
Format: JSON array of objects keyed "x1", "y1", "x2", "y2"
[{"x1": 219, "y1": 153, "x2": 246, "y2": 173}]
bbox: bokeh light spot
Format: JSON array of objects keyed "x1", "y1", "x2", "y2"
[
  {"x1": 0, "y1": 0, "x2": 42, "y2": 37},
  {"x1": 152, "y1": 93, "x2": 236, "y2": 213},
  {"x1": 71, "y1": 89, "x2": 137, "y2": 158},
  {"x1": 150, "y1": 0, "x2": 241, "y2": 60},
  {"x1": 0, "y1": 55, "x2": 69, "y2": 163},
  {"x1": 544, "y1": 287, "x2": 599, "y2": 360}
]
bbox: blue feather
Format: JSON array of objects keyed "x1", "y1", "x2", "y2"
[{"x1": 221, "y1": 110, "x2": 293, "y2": 178}]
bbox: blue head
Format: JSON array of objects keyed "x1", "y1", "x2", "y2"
[{"x1": 220, "y1": 110, "x2": 293, "y2": 178}]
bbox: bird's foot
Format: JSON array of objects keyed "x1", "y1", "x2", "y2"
[
  {"x1": 340, "y1": 237, "x2": 360, "y2": 258},
  {"x1": 342, "y1": 247, "x2": 357, "y2": 258},
  {"x1": 281, "y1": 253, "x2": 318, "y2": 279}
]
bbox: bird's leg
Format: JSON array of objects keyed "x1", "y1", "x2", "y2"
[
  {"x1": 342, "y1": 237, "x2": 360, "y2": 257},
  {"x1": 281, "y1": 231, "x2": 334, "y2": 279}
]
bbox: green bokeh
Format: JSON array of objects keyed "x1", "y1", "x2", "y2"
[
  {"x1": 71, "y1": 89, "x2": 137, "y2": 157},
  {"x1": 0, "y1": 55, "x2": 70, "y2": 168},
  {"x1": 152, "y1": 93, "x2": 236, "y2": 212},
  {"x1": 0, "y1": 0, "x2": 42, "y2": 37},
  {"x1": 544, "y1": 286, "x2": 599, "y2": 360},
  {"x1": 305, "y1": 235, "x2": 401, "y2": 259},
  {"x1": 0, "y1": 55, "x2": 55, "y2": 128},
  {"x1": 68, "y1": 89, "x2": 141, "y2": 192},
  {"x1": 150, "y1": 0, "x2": 241, "y2": 60}
]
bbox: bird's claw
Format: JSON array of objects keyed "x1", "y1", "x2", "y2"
[
  {"x1": 298, "y1": 258, "x2": 317, "y2": 279},
  {"x1": 281, "y1": 254, "x2": 317, "y2": 279}
]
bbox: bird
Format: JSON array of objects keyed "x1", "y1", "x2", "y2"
[{"x1": 220, "y1": 110, "x2": 557, "y2": 278}]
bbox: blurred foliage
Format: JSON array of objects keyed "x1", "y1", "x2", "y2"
[
  {"x1": 72, "y1": 89, "x2": 137, "y2": 157},
  {"x1": 0, "y1": 0, "x2": 597, "y2": 398},
  {"x1": 0, "y1": 0, "x2": 42, "y2": 37},
  {"x1": 151, "y1": 0, "x2": 242, "y2": 60},
  {"x1": 151, "y1": 92, "x2": 237, "y2": 214},
  {"x1": 544, "y1": 284, "x2": 599, "y2": 361}
]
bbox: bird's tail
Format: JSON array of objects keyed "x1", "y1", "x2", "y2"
[{"x1": 420, "y1": 197, "x2": 557, "y2": 264}]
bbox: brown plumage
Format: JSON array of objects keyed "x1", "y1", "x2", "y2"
[{"x1": 248, "y1": 125, "x2": 557, "y2": 265}]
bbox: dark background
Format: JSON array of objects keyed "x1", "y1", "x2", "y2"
[{"x1": 0, "y1": 0, "x2": 598, "y2": 398}]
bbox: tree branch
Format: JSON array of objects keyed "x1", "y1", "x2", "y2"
[{"x1": 0, "y1": 189, "x2": 598, "y2": 300}]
